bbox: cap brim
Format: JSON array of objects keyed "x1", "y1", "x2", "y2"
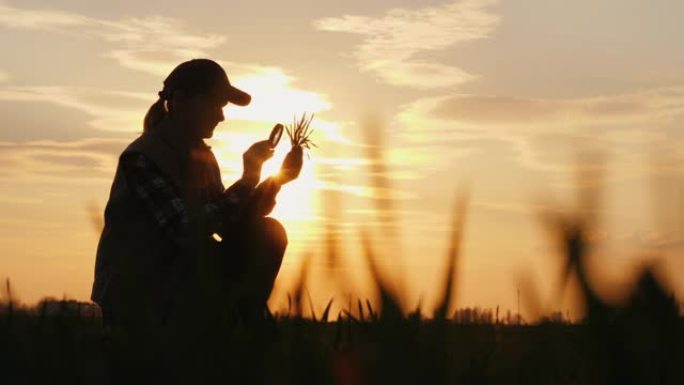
[{"x1": 226, "y1": 85, "x2": 251, "y2": 106}]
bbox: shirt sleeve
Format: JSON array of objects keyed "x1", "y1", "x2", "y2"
[
  {"x1": 205, "y1": 178, "x2": 258, "y2": 227},
  {"x1": 242, "y1": 177, "x2": 281, "y2": 218},
  {"x1": 122, "y1": 153, "x2": 257, "y2": 244}
]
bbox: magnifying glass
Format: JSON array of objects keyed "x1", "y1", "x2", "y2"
[{"x1": 269, "y1": 123, "x2": 284, "y2": 148}]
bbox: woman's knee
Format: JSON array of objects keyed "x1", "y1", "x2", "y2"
[
  {"x1": 240, "y1": 217, "x2": 287, "y2": 300},
  {"x1": 245, "y1": 217, "x2": 287, "y2": 252},
  {"x1": 256, "y1": 216, "x2": 288, "y2": 250},
  {"x1": 238, "y1": 217, "x2": 288, "y2": 271}
]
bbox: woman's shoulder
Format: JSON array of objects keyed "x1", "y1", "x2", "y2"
[{"x1": 119, "y1": 131, "x2": 184, "y2": 184}]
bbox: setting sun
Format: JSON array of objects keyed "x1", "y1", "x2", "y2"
[{"x1": 211, "y1": 127, "x2": 322, "y2": 220}]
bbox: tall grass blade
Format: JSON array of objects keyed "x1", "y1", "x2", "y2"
[
  {"x1": 434, "y1": 188, "x2": 468, "y2": 320},
  {"x1": 321, "y1": 298, "x2": 334, "y2": 323},
  {"x1": 306, "y1": 289, "x2": 317, "y2": 322},
  {"x1": 357, "y1": 299, "x2": 365, "y2": 322},
  {"x1": 86, "y1": 203, "x2": 104, "y2": 234},
  {"x1": 291, "y1": 253, "x2": 312, "y2": 318},
  {"x1": 360, "y1": 230, "x2": 403, "y2": 319},
  {"x1": 366, "y1": 299, "x2": 377, "y2": 322}
]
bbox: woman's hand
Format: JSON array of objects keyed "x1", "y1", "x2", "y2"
[
  {"x1": 276, "y1": 146, "x2": 303, "y2": 185},
  {"x1": 242, "y1": 140, "x2": 274, "y2": 186}
]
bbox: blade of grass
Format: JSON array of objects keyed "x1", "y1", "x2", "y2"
[
  {"x1": 306, "y1": 289, "x2": 317, "y2": 322},
  {"x1": 321, "y1": 298, "x2": 334, "y2": 323},
  {"x1": 360, "y1": 230, "x2": 403, "y2": 319},
  {"x1": 434, "y1": 188, "x2": 469, "y2": 320}
]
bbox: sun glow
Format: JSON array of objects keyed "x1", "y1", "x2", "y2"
[
  {"x1": 211, "y1": 131, "x2": 321, "y2": 216},
  {"x1": 187, "y1": 68, "x2": 344, "y2": 303},
  {"x1": 210, "y1": 123, "x2": 325, "y2": 260},
  {"x1": 208, "y1": 67, "x2": 335, "y2": 232},
  {"x1": 228, "y1": 67, "x2": 330, "y2": 123}
]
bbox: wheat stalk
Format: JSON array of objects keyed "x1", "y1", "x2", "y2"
[{"x1": 285, "y1": 113, "x2": 317, "y2": 150}]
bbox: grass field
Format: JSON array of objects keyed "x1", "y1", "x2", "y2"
[
  {"x1": 2, "y1": 123, "x2": 683, "y2": 384},
  {"x1": 2, "y1": 213, "x2": 683, "y2": 385},
  {"x1": 1, "y1": 289, "x2": 682, "y2": 385},
  {"x1": 2, "y1": 217, "x2": 683, "y2": 385}
]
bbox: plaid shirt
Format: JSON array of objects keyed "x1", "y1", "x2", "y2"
[{"x1": 122, "y1": 152, "x2": 269, "y2": 243}]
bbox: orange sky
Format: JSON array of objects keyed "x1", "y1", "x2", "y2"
[{"x1": 1, "y1": 0, "x2": 684, "y2": 319}]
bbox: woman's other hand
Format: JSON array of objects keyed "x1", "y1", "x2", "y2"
[{"x1": 276, "y1": 146, "x2": 303, "y2": 185}]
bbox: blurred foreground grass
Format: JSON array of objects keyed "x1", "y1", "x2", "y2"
[
  {"x1": 1, "y1": 282, "x2": 682, "y2": 385},
  {"x1": 2, "y1": 201, "x2": 683, "y2": 385},
  {"x1": 2, "y1": 119, "x2": 683, "y2": 384}
]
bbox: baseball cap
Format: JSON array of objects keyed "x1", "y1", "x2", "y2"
[{"x1": 162, "y1": 59, "x2": 251, "y2": 106}]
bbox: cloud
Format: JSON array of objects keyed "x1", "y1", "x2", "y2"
[
  {"x1": 394, "y1": 86, "x2": 684, "y2": 181},
  {"x1": 0, "y1": 86, "x2": 148, "y2": 133},
  {"x1": 0, "y1": 3, "x2": 224, "y2": 76},
  {"x1": 0, "y1": 138, "x2": 128, "y2": 156},
  {"x1": 0, "y1": 4, "x2": 346, "y2": 142},
  {"x1": 0, "y1": 138, "x2": 128, "y2": 183},
  {"x1": 216, "y1": 65, "x2": 352, "y2": 144},
  {"x1": 0, "y1": 3, "x2": 90, "y2": 29},
  {"x1": 373, "y1": 62, "x2": 475, "y2": 90},
  {"x1": 316, "y1": 180, "x2": 415, "y2": 201},
  {"x1": 397, "y1": 87, "x2": 684, "y2": 141},
  {"x1": 314, "y1": 0, "x2": 500, "y2": 88},
  {"x1": 0, "y1": 78, "x2": 347, "y2": 144},
  {"x1": 424, "y1": 88, "x2": 684, "y2": 129}
]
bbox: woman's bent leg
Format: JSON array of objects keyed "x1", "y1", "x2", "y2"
[{"x1": 223, "y1": 217, "x2": 287, "y2": 319}]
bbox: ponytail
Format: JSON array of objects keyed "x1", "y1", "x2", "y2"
[{"x1": 143, "y1": 97, "x2": 166, "y2": 133}]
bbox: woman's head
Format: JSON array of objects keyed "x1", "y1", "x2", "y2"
[{"x1": 143, "y1": 59, "x2": 251, "y2": 139}]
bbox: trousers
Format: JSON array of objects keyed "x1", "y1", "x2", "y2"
[
  {"x1": 220, "y1": 216, "x2": 287, "y2": 318},
  {"x1": 101, "y1": 216, "x2": 287, "y2": 331}
]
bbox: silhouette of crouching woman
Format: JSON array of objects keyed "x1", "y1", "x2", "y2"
[{"x1": 91, "y1": 59, "x2": 302, "y2": 332}]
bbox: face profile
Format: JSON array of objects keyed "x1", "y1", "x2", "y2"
[{"x1": 180, "y1": 88, "x2": 228, "y2": 140}]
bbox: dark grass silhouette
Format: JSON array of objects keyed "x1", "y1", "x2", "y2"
[{"x1": 1, "y1": 122, "x2": 683, "y2": 384}]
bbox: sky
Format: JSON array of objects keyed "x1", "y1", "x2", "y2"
[{"x1": 1, "y1": 0, "x2": 683, "y2": 319}]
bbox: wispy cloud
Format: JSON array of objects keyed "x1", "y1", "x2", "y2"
[
  {"x1": 218, "y1": 65, "x2": 351, "y2": 144},
  {"x1": 0, "y1": 3, "x2": 90, "y2": 29},
  {"x1": 0, "y1": 138, "x2": 127, "y2": 183},
  {"x1": 0, "y1": 3, "x2": 224, "y2": 76},
  {"x1": 314, "y1": 0, "x2": 500, "y2": 89},
  {"x1": 408, "y1": 87, "x2": 684, "y2": 130},
  {"x1": 0, "y1": 86, "x2": 148, "y2": 133},
  {"x1": 395, "y1": 86, "x2": 684, "y2": 180},
  {"x1": 0, "y1": 4, "x2": 348, "y2": 143},
  {"x1": 0, "y1": 78, "x2": 349, "y2": 143}
]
